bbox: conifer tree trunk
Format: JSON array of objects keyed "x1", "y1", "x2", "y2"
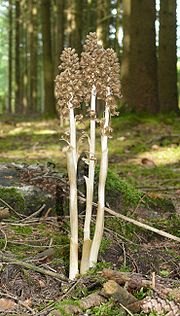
[
  {"x1": 29, "y1": 0, "x2": 38, "y2": 113},
  {"x1": 96, "y1": 0, "x2": 111, "y2": 47},
  {"x1": 66, "y1": 0, "x2": 84, "y2": 55},
  {"x1": 66, "y1": 0, "x2": 83, "y2": 55},
  {"x1": 85, "y1": 0, "x2": 97, "y2": 34},
  {"x1": 15, "y1": 0, "x2": 22, "y2": 113},
  {"x1": 20, "y1": 0, "x2": 29, "y2": 113},
  {"x1": 121, "y1": 0, "x2": 159, "y2": 113},
  {"x1": 55, "y1": 0, "x2": 64, "y2": 73},
  {"x1": 8, "y1": 0, "x2": 13, "y2": 113},
  {"x1": 41, "y1": 0, "x2": 56, "y2": 115},
  {"x1": 158, "y1": 0, "x2": 178, "y2": 112},
  {"x1": 114, "y1": 0, "x2": 121, "y2": 56}
]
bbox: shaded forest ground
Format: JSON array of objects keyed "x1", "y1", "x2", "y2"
[{"x1": 0, "y1": 114, "x2": 179, "y2": 315}]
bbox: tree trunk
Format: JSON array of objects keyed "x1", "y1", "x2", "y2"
[
  {"x1": 96, "y1": 0, "x2": 111, "y2": 47},
  {"x1": 15, "y1": 0, "x2": 22, "y2": 113},
  {"x1": 158, "y1": 0, "x2": 178, "y2": 113},
  {"x1": 41, "y1": 0, "x2": 56, "y2": 115},
  {"x1": 84, "y1": 0, "x2": 97, "y2": 34},
  {"x1": 66, "y1": 0, "x2": 83, "y2": 55},
  {"x1": 114, "y1": 0, "x2": 121, "y2": 57},
  {"x1": 20, "y1": 0, "x2": 29, "y2": 113},
  {"x1": 54, "y1": 0, "x2": 64, "y2": 74},
  {"x1": 121, "y1": 0, "x2": 159, "y2": 113},
  {"x1": 8, "y1": 0, "x2": 13, "y2": 113},
  {"x1": 29, "y1": 0, "x2": 38, "y2": 113}
]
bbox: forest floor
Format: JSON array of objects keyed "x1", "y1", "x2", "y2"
[{"x1": 0, "y1": 113, "x2": 179, "y2": 315}]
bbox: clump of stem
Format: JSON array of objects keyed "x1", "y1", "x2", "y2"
[{"x1": 55, "y1": 34, "x2": 121, "y2": 279}]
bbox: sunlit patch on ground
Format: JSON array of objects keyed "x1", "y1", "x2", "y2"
[{"x1": 137, "y1": 146, "x2": 180, "y2": 166}]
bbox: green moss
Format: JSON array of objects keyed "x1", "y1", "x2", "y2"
[
  {"x1": 92, "y1": 301, "x2": 126, "y2": 316},
  {"x1": 105, "y1": 216, "x2": 138, "y2": 241},
  {"x1": 99, "y1": 237, "x2": 112, "y2": 254},
  {"x1": 151, "y1": 214, "x2": 180, "y2": 237},
  {"x1": 7, "y1": 243, "x2": 32, "y2": 259},
  {"x1": 87, "y1": 262, "x2": 112, "y2": 276},
  {"x1": 0, "y1": 187, "x2": 25, "y2": 213},
  {"x1": 105, "y1": 168, "x2": 142, "y2": 206},
  {"x1": 11, "y1": 225, "x2": 33, "y2": 235},
  {"x1": 54, "y1": 299, "x2": 81, "y2": 316}
]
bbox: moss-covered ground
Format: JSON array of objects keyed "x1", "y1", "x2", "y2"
[{"x1": 0, "y1": 113, "x2": 179, "y2": 314}]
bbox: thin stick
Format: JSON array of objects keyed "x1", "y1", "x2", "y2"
[
  {"x1": 119, "y1": 302, "x2": 134, "y2": 316},
  {"x1": 0, "y1": 197, "x2": 24, "y2": 219},
  {"x1": 36, "y1": 278, "x2": 85, "y2": 316},
  {"x1": 104, "y1": 206, "x2": 180, "y2": 242},
  {"x1": 1, "y1": 254, "x2": 68, "y2": 282},
  {"x1": 78, "y1": 196, "x2": 180, "y2": 243},
  {"x1": 20, "y1": 204, "x2": 46, "y2": 222},
  {"x1": 0, "y1": 290, "x2": 35, "y2": 315},
  {"x1": 138, "y1": 186, "x2": 180, "y2": 191}
]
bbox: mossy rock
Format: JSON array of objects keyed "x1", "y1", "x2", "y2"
[
  {"x1": 0, "y1": 185, "x2": 52, "y2": 216},
  {"x1": 95, "y1": 168, "x2": 175, "y2": 220},
  {"x1": 0, "y1": 187, "x2": 25, "y2": 213}
]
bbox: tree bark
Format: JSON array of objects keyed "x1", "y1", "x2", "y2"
[
  {"x1": 54, "y1": 0, "x2": 64, "y2": 74},
  {"x1": 158, "y1": 0, "x2": 178, "y2": 113},
  {"x1": 85, "y1": 0, "x2": 97, "y2": 34},
  {"x1": 96, "y1": 0, "x2": 111, "y2": 47},
  {"x1": 66, "y1": 0, "x2": 83, "y2": 55},
  {"x1": 15, "y1": 0, "x2": 22, "y2": 113},
  {"x1": 73, "y1": 0, "x2": 83, "y2": 55},
  {"x1": 41, "y1": 0, "x2": 56, "y2": 115},
  {"x1": 20, "y1": 0, "x2": 29, "y2": 113},
  {"x1": 121, "y1": 0, "x2": 159, "y2": 113},
  {"x1": 29, "y1": 0, "x2": 38, "y2": 113},
  {"x1": 114, "y1": 0, "x2": 121, "y2": 57},
  {"x1": 8, "y1": 0, "x2": 13, "y2": 113}
]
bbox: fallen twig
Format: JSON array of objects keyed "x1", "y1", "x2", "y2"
[
  {"x1": 119, "y1": 303, "x2": 135, "y2": 316},
  {"x1": 103, "y1": 206, "x2": 180, "y2": 242},
  {"x1": 20, "y1": 204, "x2": 46, "y2": 222},
  {"x1": 0, "y1": 253, "x2": 68, "y2": 282},
  {"x1": 80, "y1": 196, "x2": 180, "y2": 243},
  {"x1": 36, "y1": 278, "x2": 82, "y2": 316},
  {"x1": 0, "y1": 197, "x2": 24, "y2": 219},
  {"x1": 138, "y1": 186, "x2": 180, "y2": 191},
  {"x1": 0, "y1": 290, "x2": 35, "y2": 315}
]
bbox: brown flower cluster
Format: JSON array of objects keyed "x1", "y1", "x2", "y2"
[
  {"x1": 80, "y1": 33, "x2": 121, "y2": 116},
  {"x1": 55, "y1": 48, "x2": 83, "y2": 117},
  {"x1": 55, "y1": 33, "x2": 121, "y2": 120},
  {"x1": 80, "y1": 32, "x2": 107, "y2": 103},
  {"x1": 104, "y1": 48, "x2": 121, "y2": 116}
]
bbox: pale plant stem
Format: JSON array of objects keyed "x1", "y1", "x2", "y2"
[
  {"x1": 69, "y1": 105, "x2": 77, "y2": 169},
  {"x1": 67, "y1": 102, "x2": 78, "y2": 280},
  {"x1": 80, "y1": 85, "x2": 96, "y2": 274},
  {"x1": 89, "y1": 88, "x2": 110, "y2": 267}
]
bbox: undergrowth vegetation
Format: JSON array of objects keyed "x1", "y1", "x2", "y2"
[{"x1": 0, "y1": 113, "x2": 179, "y2": 315}]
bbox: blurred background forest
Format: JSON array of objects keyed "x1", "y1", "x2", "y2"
[{"x1": 0, "y1": 0, "x2": 179, "y2": 116}]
